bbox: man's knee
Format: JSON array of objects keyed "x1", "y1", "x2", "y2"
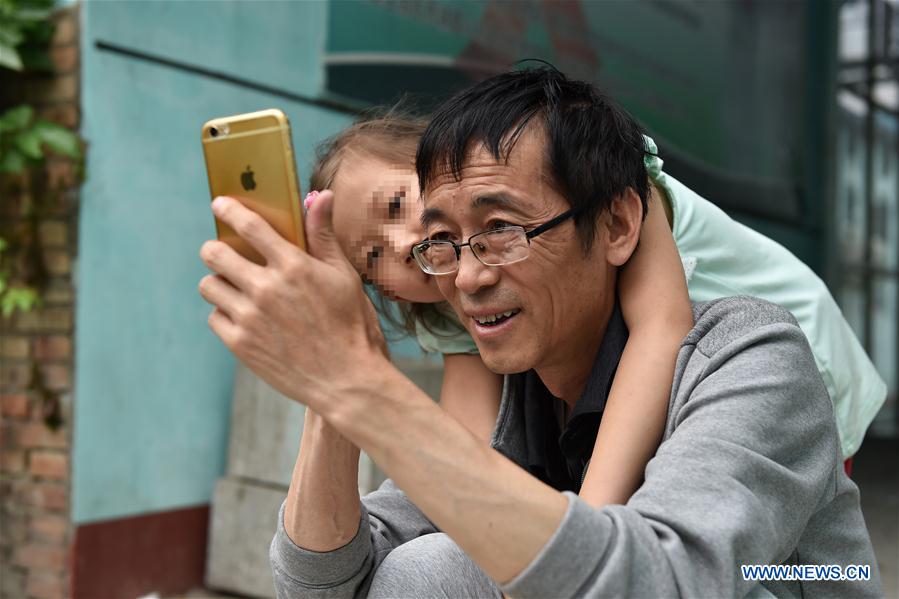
[{"x1": 368, "y1": 533, "x2": 501, "y2": 599}]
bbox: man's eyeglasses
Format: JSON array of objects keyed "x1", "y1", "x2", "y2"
[{"x1": 411, "y1": 209, "x2": 579, "y2": 275}]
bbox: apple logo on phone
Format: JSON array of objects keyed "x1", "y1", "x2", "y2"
[{"x1": 241, "y1": 166, "x2": 257, "y2": 191}]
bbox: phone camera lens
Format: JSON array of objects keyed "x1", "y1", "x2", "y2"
[{"x1": 210, "y1": 127, "x2": 219, "y2": 138}]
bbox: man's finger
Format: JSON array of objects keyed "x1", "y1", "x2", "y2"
[
  {"x1": 199, "y1": 239, "x2": 264, "y2": 292},
  {"x1": 212, "y1": 196, "x2": 292, "y2": 268},
  {"x1": 207, "y1": 307, "x2": 240, "y2": 348},
  {"x1": 198, "y1": 274, "x2": 255, "y2": 321}
]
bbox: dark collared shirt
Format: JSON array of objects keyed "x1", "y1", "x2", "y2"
[{"x1": 503, "y1": 301, "x2": 629, "y2": 492}]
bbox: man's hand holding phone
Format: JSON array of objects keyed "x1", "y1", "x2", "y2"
[{"x1": 198, "y1": 192, "x2": 389, "y2": 414}]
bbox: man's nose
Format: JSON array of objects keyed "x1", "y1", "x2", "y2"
[{"x1": 454, "y1": 246, "x2": 500, "y2": 295}]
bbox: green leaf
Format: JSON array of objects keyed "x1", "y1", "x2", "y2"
[
  {"x1": 0, "y1": 24, "x2": 25, "y2": 47},
  {"x1": 0, "y1": 237, "x2": 7, "y2": 252},
  {"x1": 14, "y1": 8, "x2": 51, "y2": 21},
  {"x1": 14, "y1": 129, "x2": 43, "y2": 158},
  {"x1": 18, "y1": 0, "x2": 55, "y2": 12},
  {"x1": 33, "y1": 121, "x2": 81, "y2": 158},
  {"x1": 0, "y1": 41, "x2": 23, "y2": 70},
  {"x1": 18, "y1": 44, "x2": 51, "y2": 71},
  {"x1": 0, "y1": 149, "x2": 26, "y2": 173},
  {"x1": 0, "y1": 105, "x2": 33, "y2": 131},
  {"x1": 1, "y1": 286, "x2": 39, "y2": 318}
]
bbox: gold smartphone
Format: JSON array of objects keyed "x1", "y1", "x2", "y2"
[{"x1": 201, "y1": 109, "x2": 305, "y2": 265}]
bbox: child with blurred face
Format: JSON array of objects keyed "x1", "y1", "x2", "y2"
[{"x1": 328, "y1": 155, "x2": 440, "y2": 304}]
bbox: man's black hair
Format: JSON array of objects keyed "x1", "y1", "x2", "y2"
[{"x1": 416, "y1": 66, "x2": 650, "y2": 252}]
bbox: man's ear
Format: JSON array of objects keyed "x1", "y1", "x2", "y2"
[{"x1": 604, "y1": 188, "x2": 643, "y2": 267}]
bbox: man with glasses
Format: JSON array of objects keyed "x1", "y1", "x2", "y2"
[{"x1": 204, "y1": 67, "x2": 880, "y2": 597}]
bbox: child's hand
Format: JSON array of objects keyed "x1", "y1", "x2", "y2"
[{"x1": 303, "y1": 190, "x2": 320, "y2": 213}]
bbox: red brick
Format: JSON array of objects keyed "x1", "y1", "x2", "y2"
[
  {"x1": 49, "y1": 44, "x2": 77, "y2": 73},
  {"x1": 0, "y1": 193, "x2": 30, "y2": 218},
  {"x1": 1, "y1": 393, "x2": 30, "y2": 418},
  {"x1": 33, "y1": 336, "x2": 71, "y2": 361},
  {"x1": 12, "y1": 542, "x2": 66, "y2": 572},
  {"x1": 15, "y1": 481, "x2": 68, "y2": 511},
  {"x1": 45, "y1": 160, "x2": 78, "y2": 190},
  {"x1": 37, "y1": 221, "x2": 68, "y2": 248},
  {"x1": 1, "y1": 512, "x2": 30, "y2": 543},
  {"x1": 15, "y1": 422, "x2": 68, "y2": 449},
  {"x1": 24, "y1": 74, "x2": 77, "y2": 103},
  {"x1": 0, "y1": 336, "x2": 30, "y2": 359},
  {"x1": 42, "y1": 250, "x2": 70, "y2": 277},
  {"x1": 31, "y1": 514, "x2": 69, "y2": 543},
  {"x1": 0, "y1": 420, "x2": 10, "y2": 447},
  {"x1": 39, "y1": 364, "x2": 71, "y2": 391},
  {"x1": 11, "y1": 307, "x2": 73, "y2": 333},
  {"x1": 41, "y1": 281, "x2": 74, "y2": 304},
  {"x1": 38, "y1": 104, "x2": 79, "y2": 129},
  {"x1": 51, "y1": 14, "x2": 77, "y2": 46},
  {"x1": 1, "y1": 562, "x2": 26, "y2": 598},
  {"x1": 26, "y1": 572, "x2": 66, "y2": 599},
  {"x1": 0, "y1": 362, "x2": 32, "y2": 389},
  {"x1": 40, "y1": 191, "x2": 76, "y2": 218},
  {"x1": 29, "y1": 451, "x2": 68, "y2": 480},
  {"x1": 1, "y1": 449, "x2": 27, "y2": 473}
]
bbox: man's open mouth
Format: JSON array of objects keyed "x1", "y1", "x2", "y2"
[{"x1": 472, "y1": 309, "x2": 521, "y2": 327}]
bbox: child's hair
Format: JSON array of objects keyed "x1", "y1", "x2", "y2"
[
  {"x1": 310, "y1": 109, "x2": 450, "y2": 345},
  {"x1": 309, "y1": 109, "x2": 427, "y2": 192}
]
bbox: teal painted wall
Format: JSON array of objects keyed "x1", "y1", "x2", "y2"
[{"x1": 73, "y1": 1, "x2": 361, "y2": 524}]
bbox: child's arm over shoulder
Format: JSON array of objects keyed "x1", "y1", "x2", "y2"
[
  {"x1": 580, "y1": 184, "x2": 693, "y2": 507},
  {"x1": 440, "y1": 353, "x2": 503, "y2": 444}
]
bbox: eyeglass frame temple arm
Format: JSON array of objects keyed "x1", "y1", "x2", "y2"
[
  {"x1": 523, "y1": 208, "x2": 579, "y2": 241},
  {"x1": 410, "y1": 207, "x2": 580, "y2": 260}
]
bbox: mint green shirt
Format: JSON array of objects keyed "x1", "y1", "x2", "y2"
[
  {"x1": 642, "y1": 135, "x2": 885, "y2": 458},
  {"x1": 414, "y1": 303, "x2": 480, "y2": 356},
  {"x1": 414, "y1": 136, "x2": 886, "y2": 458}
]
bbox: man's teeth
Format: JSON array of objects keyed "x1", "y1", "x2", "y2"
[{"x1": 474, "y1": 310, "x2": 517, "y2": 325}]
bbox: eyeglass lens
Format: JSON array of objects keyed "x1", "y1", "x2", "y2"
[
  {"x1": 474, "y1": 229, "x2": 529, "y2": 265},
  {"x1": 419, "y1": 228, "x2": 530, "y2": 273}
]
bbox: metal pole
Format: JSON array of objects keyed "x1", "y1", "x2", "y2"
[
  {"x1": 894, "y1": 3, "x2": 899, "y2": 432},
  {"x1": 863, "y1": 0, "x2": 877, "y2": 355}
]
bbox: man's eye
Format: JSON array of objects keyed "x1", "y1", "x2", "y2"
[
  {"x1": 366, "y1": 246, "x2": 383, "y2": 269},
  {"x1": 428, "y1": 231, "x2": 453, "y2": 241},
  {"x1": 488, "y1": 220, "x2": 514, "y2": 230}
]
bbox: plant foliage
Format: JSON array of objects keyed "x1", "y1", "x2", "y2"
[{"x1": 0, "y1": 0, "x2": 83, "y2": 320}]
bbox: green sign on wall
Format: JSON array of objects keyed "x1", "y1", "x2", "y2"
[{"x1": 324, "y1": 0, "x2": 816, "y2": 224}]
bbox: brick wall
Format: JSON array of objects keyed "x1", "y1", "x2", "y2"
[{"x1": 0, "y1": 6, "x2": 80, "y2": 599}]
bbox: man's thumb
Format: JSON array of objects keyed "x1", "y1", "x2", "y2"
[{"x1": 304, "y1": 190, "x2": 343, "y2": 264}]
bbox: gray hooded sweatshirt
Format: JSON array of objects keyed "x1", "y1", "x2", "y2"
[{"x1": 269, "y1": 297, "x2": 882, "y2": 598}]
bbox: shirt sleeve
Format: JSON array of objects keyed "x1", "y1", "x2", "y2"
[
  {"x1": 414, "y1": 305, "x2": 479, "y2": 355},
  {"x1": 270, "y1": 479, "x2": 439, "y2": 598},
  {"x1": 501, "y1": 320, "x2": 872, "y2": 598}
]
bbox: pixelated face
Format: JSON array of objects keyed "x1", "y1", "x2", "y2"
[
  {"x1": 331, "y1": 154, "x2": 444, "y2": 304},
  {"x1": 422, "y1": 127, "x2": 615, "y2": 375}
]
